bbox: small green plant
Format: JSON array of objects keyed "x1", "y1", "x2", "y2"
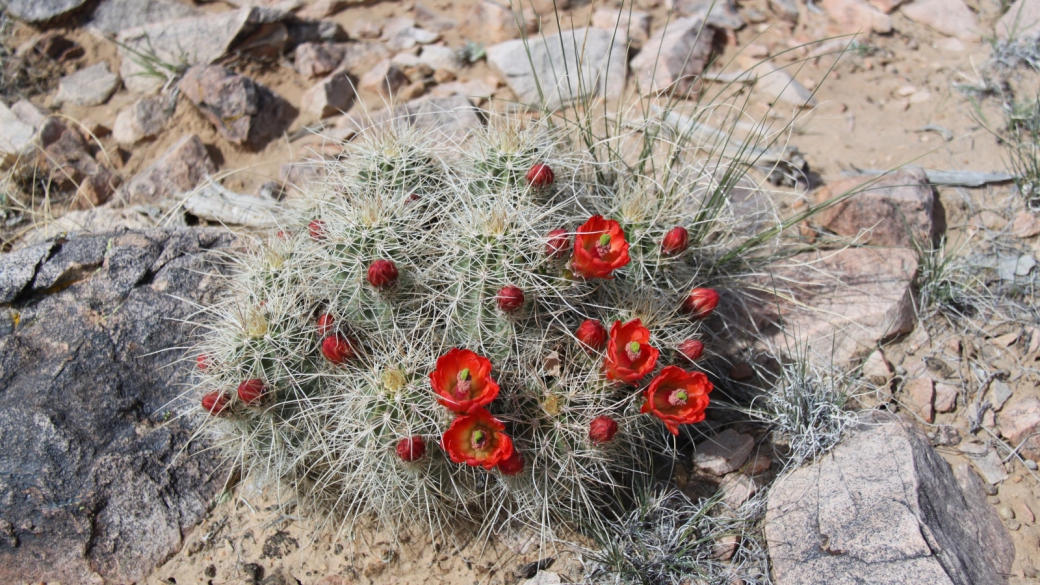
[
  {"x1": 115, "y1": 37, "x2": 190, "y2": 89},
  {"x1": 456, "y1": 41, "x2": 486, "y2": 64},
  {"x1": 1002, "y1": 95, "x2": 1040, "y2": 209}
]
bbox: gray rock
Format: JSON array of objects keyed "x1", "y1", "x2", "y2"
[
  {"x1": 769, "y1": 0, "x2": 800, "y2": 20},
  {"x1": 301, "y1": 67, "x2": 356, "y2": 119},
  {"x1": 294, "y1": 42, "x2": 346, "y2": 78},
  {"x1": 520, "y1": 571, "x2": 562, "y2": 585},
  {"x1": 460, "y1": 0, "x2": 539, "y2": 45},
  {"x1": 0, "y1": 228, "x2": 231, "y2": 584},
  {"x1": 989, "y1": 380, "x2": 1013, "y2": 411},
  {"x1": 2, "y1": 0, "x2": 89, "y2": 23},
  {"x1": 487, "y1": 27, "x2": 628, "y2": 110},
  {"x1": 591, "y1": 8, "x2": 652, "y2": 47},
  {"x1": 89, "y1": 0, "x2": 201, "y2": 35},
  {"x1": 0, "y1": 242, "x2": 56, "y2": 303},
  {"x1": 667, "y1": 0, "x2": 745, "y2": 29},
  {"x1": 112, "y1": 95, "x2": 171, "y2": 145},
  {"x1": 815, "y1": 169, "x2": 936, "y2": 248},
  {"x1": 118, "y1": 134, "x2": 218, "y2": 205},
  {"x1": 630, "y1": 18, "x2": 714, "y2": 96},
  {"x1": 693, "y1": 429, "x2": 754, "y2": 475},
  {"x1": 934, "y1": 382, "x2": 958, "y2": 413},
  {"x1": 54, "y1": 63, "x2": 121, "y2": 107},
  {"x1": 998, "y1": 0, "x2": 1040, "y2": 39},
  {"x1": 959, "y1": 442, "x2": 1008, "y2": 484},
  {"x1": 0, "y1": 101, "x2": 39, "y2": 167},
  {"x1": 179, "y1": 65, "x2": 289, "y2": 150},
  {"x1": 37, "y1": 118, "x2": 121, "y2": 208},
  {"x1": 766, "y1": 413, "x2": 1014, "y2": 585}
]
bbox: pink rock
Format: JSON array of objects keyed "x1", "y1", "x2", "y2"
[
  {"x1": 301, "y1": 67, "x2": 356, "y2": 118},
  {"x1": 591, "y1": 8, "x2": 652, "y2": 47},
  {"x1": 997, "y1": 0, "x2": 1040, "y2": 39},
  {"x1": 862, "y1": 349, "x2": 893, "y2": 388},
  {"x1": 179, "y1": 65, "x2": 288, "y2": 150},
  {"x1": 711, "y1": 535, "x2": 740, "y2": 560},
  {"x1": 694, "y1": 429, "x2": 754, "y2": 475},
  {"x1": 461, "y1": 0, "x2": 538, "y2": 44},
  {"x1": 901, "y1": 0, "x2": 980, "y2": 41},
  {"x1": 294, "y1": 42, "x2": 346, "y2": 78},
  {"x1": 630, "y1": 17, "x2": 715, "y2": 96},
  {"x1": 864, "y1": 0, "x2": 905, "y2": 12},
  {"x1": 359, "y1": 60, "x2": 409, "y2": 97},
  {"x1": 815, "y1": 168, "x2": 935, "y2": 248},
  {"x1": 297, "y1": 0, "x2": 347, "y2": 20},
  {"x1": 1019, "y1": 502, "x2": 1035, "y2": 524},
  {"x1": 719, "y1": 473, "x2": 758, "y2": 507},
  {"x1": 819, "y1": 0, "x2": 892, "y2": 34},
  {"x1": 1011, "y1": 211, "x2": 1040, "y2": 238},
  {"x1": 120, "y1": 134, "x2": 217, "y2": 205},
  {"x1": 998, "y1": 397, "x2": 1040, "y2": 450},
  {"x1": 906, "y1": 377, "x2": 934, "y2": 423},
  {"x1": 934, "y1": 383, "x2": 958, "y2": 413}
]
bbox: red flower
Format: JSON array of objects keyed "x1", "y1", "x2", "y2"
[
  {"x1": 496, "y1": 285, "x2": 525, "y2": 312},
  {"x1": 604, "y1": 319, "x2": 659, "y2": 383},
  {"x1": 396, "y1": 436, "x2": 426, "y2": 462},
  {"x1": 429, "y1": 348, "x2": 500, "y2": 413},
  {"x1": 237, "y1": 378, "x2": 266, "y2": 405},
  {"x1": 640, "y1": 366, "x2": 713, "y2": 435},
  {"x1": 201, "y1": 392, "x2": 229, "y2": 416},
  {"x1": 308, "y1": 220, "x2": 327, "y2": 241},
  {"x1": 196, "y1": 354, "x2": 210, "y2": 370},
  {"x1": 572, "y1": 216, "x2": 630, "y2": 279},
  {"x1": 441, "y1": 408, "x2": 514, "y2": 469},
  {"x1": 661, "y1": 226, "x2": 689, "y2": 256},
  {"x1": 367, "y1": 259, "x2": 399, "y2": 289},
  {"x1": 677, "y1": 339, "x2": 704, "y2": 362},
  {"x1": 498, "y1": 450, "x2": 525, "y2": 475},
  {"x1": 316, "y1": 313, "x2": 335, "y2": 336},
  {"x1": 589, "y1": 416, "x2": 619, "y2": 445},
  {"x1": 526, "y1": 163, "x2": 554, "y2": 188},
  {"x1": 682, "y1": 288, "x2": 719, "y2": 319},
  {"x1": 575, "y1": 319, "x2": 607, "y2": 353},
  {"x1": 322, "y1": 334, "x2": 356, "y2": 364},
  {"x1": 545, "y1": 228, "x2": 570, "y2": 258}
]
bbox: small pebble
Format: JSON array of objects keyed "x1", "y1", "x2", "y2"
[
  {"x1": 1013, "y1": 475, "x2": 1023, "y2": 483},
  {"x1": 984, "y1": 483, "x2": 999, "y2": 496},
  {"x1": 999, "y1": 505, "x2": 1015, "y2": 520},
  {"x1": 1026, "y1": 460, "x2": 1038, "y2": 471},
  {"x1": 988, "y1": 496, "x2": 1001, "y2": 505},
  {"x1": 1007, "y1": 519, "x2": 1021, "y2": 531}
]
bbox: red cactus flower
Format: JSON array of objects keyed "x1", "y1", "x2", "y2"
[
  {"x1": 367, "y1": 259, "x2": 399, "y2": 289},
  {"x1": 308, "y1": 220, "x2": 327, "y2": 241},
  {"x1": 201, "y1": 392, "x2": 229, "y2": 416},
  {"x1": 441, "y1": 408, "x2": 514, "y2": 469},
  {"x1": 498, "y1": 449, "x2": 525, "y2": 476},
  {"x1": 496, "y1": 285, "x2": 525, "y2": 312},
  {"x1": 641, "y1": 366, "x2": 713, "y2": 435},
  {"x1": 396, "y1": 436, "x2": 426, "y2": 462},
  {"x1": 429, "y1": 348, "x2": 500, "y2": 414},
  {"x1": 526, "y1": 163, "x2": 554, "y2": 188},
  {"x1": 545, "y1": 228, "x2": 571, "y2": 258},
  {"x1": 322, "y1": 334, "x2": 356, "y2": 364},
  {"x1": 678, "y1": 339, "x2": 704, "y2": 362},
  {"x1": 575, "y1": 319, "x2": 608, "y2": 353},
  {"x1": 682, "y1": 288, "x2": 719, "y2": 319},
  {"x1": 604, "y1": 319, "x2": 659, "y2": 383},
  {"x1": 196, "y1": 354, "x2": 210, "y2": 370},
  {"x1": 316, "y1": 313, "x2": 335, "y2": 336},
  {"x1": 572, "y1": 215, "x2": 631, "y2": 279},
  {"x1": 237, "y1": 378, "x2": 266, "y2": 405},
  {"x1": 589, "y1": 416, "x2": 619, "y2": 445},
  {"x1": 661, "y1": 226, "x2": 689, "y2": 256}
]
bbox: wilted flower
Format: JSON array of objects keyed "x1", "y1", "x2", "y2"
[
  {"x1": 545, "y1": 228, "x2": 571, "y2": 258},
  {"x1": 498, "y1": 449, "x2": 525, "y2": 475}
]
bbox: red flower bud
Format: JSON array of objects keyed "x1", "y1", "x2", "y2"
[
  {"x1": 678, "y1": 339, "x2": 704, "y2": 361},
  {"x1": 682, "y1": 288, "x2": 719, "y2": 319},
  {"x1": 196, "y1": 354, "x2": 210, "y2": 370},
  {"x1": 496, "y1": 285, "x2": 525, "y2": 312},
  {"x1": 589, "y1": 416, "x2": 619, "y2": 445},
  {"x1": 201, "y1": 392, "x2": 229, "y2": 416},
  {"x1": 545, "y1": 228, "x2": 571, "y2": 258},
  {"x1": 367, "y1": 259, "x2": 399, "y2": 289},
  {"x1": 237, "y1": 378, "x2": 266, "y2": 405},
  {"x1": 316, "y1": 313, "x2": 335, "y2": 336},
  {"x1": 526, "y1": 163, "x2": 554, "y2": 188},
  {"x1": 322, "y1": 334, "x2": 356, "y2": 364},
  {"x1": 661, "y1": 226, "x2": 689, "y2": 256},
  {"x1": 498, "y1": 449, "x2": 525, "y2": 476},
  {"x1": 396, "y1": 436, "x2": 426, "y2": 462},
  {"x1": 575, "y1": 319, "x2": 607, "y2": 353},
  {"x1": 308, "y1": 220, "x2": 327, "y2": 241}
]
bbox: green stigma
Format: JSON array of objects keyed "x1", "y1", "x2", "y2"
[
  {"x1": 598, "y1": 234, "x2": 611, "y2": 246},
  {"x1": 459, "y1": 368, "x2": 470, "y2": 380},
  {"x1": 628, "y1": 341, "x2": 640, "y2": 353}
]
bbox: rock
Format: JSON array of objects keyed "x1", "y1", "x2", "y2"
[
  {"x1": 766, "y1": 414, "x2": 1014, "y2": 585},
  {"x1": 382, "y1": 17, "x2": 441, "y2": 51},
  {"x1": 745, "y1": 62, "x2": 818, "y2": 107},
  {"x1": 180, "y1": 65, "x2": 289, "y2": 150},
  {"x1": 417, "y1": 44, "x2": 462, "y2": 73},
  {"x1": 591, "y1": 8, "x2": 652, "y2": 47},
  {"x1": 668, "y1": 0, "x2": 745, "y2": 29},
  {"x1": 260, "y1": 567, "x2": 299, "y2": 585},
  {"x1": 814, "y1": 169, "x2": 936, "y2": 248},
  {"x1": 54, "y1": 63, "x2": 120, "y2": 108},
  {"x1": 1012, "y1": 211, "x2": 1040, "y2": 238},
  {"x1": 112, "y1": 95, "x2": 171, "y2": 145},
  {"x1": 520, "y1": 571, "x2": 562, "y2": 585},
  {"x1": 15, "y1": 31, "x2": 83, "y2": 62},
  {"x1": 711, "y1": 535, "x2": 740, "y2": 560},
  {"x1": 183, "y1": 181, "x2": 282, "y2": 227},
  {"x1": 430, "y1": 80, "x2": 497, "y2": 101},
  {"x1": 11, "y1": 99, "x2": 47, "y2": 128},
  {"x1": 959, "y1": 442, "x2": 1009, "y2": 484},
  {"x1": 769, "y1": 0, "x2": 800, "y2": 20},
  {"x1": 294, "y1": 42, "x2": 346, "y2": 78},
  {"x1": 906, "y1": 377, "x2": 935, "y2": 423},
  {"x1": 0, "y1": 229, "x2": 230, "y2": 584},
  {"x1": 461, "y1": 0, "x2": 539, "y2": 44},
  {"x1": 864, "y1": 0, "x2": 905, "y2": 12},
  {"x1": 0, "y1": 101, "x2": 39, "y2": 167},
  {"x1": 301, "y1": 67, "x2": 356, "y2": 118},
  {"x1": 338, "y1": 42, "x2": 393, "y2": 76},
  {"x1": 999, "y1": 397, "x2": 1040, "y2": 459},
  {"x1": 118, "y1": 134, "x2": 218, "y2": 205},
  {"x1": 719, "y1": 473, "x2": 757, "y2": 507},
  {"x1": 862, "y1": 349, "x2": 894, "y2": 388},
  {"x1": 819, "y1": 0, "x2": 892, "y2": 34},
  {"x1": 359, "y1": 60, "x2": 410, "y2": 97},
  {"x1": 906, "y1": 327, "x2": 931, "y2": 354},
  {"x1": 297, "y1": 0, "x2": 347, "y2": 19},
  {"x1": 998, "y1": 0, "x2": 1040, "y2": 39},
  {"x1": 89, "y1": 0, "x2": 201, "y2": 34},
  {"x1": 935, "y1": 37, "x2": 966, "y2": 51},
  {"x1": 415, "y1": 3, "x2": 458, "y2": 32},
  {"x1": 38, "y1": 119, "x2": 121, "y2": 209},
  {"x1": 901, "y1": 0, "x2": 981, "y2": 41},
  {"x1": 989, "y1": 380, "x2": 1013, "y2": 411},
  {"x1": 693, "y1": 429, "x2": 754, "y2": 475},
  {"x1": 630, "y1": 18, "x2": 714, "y2": 96},
  {"x1": 2, "y1": 0, "x2": 89, "y2": 23},
  {"x1": 757, "y1": 248, "x2": 917, "y2": 364},
  {"x1": 934, "y1": 383, "x2": 958, "y2": 413}
]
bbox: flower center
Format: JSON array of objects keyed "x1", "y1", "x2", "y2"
[
  {"x1": 668, "y1": 389, "x2": 689, "y2": 406},
  {"x1": 471, "y1": 429, "x2": 488, "y2": 450},
  {"x1": 625, "y1": 341, "x2": 641, "y2": 361},
  {"x1": 455, "y1": 368, "x2": 472, "y2": 399},
  {"x1": 595, "y1": 233, "x2": 611, "y2": 258}
]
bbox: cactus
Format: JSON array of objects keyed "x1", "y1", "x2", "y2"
[{"x1": 190, "y1": 116, "x2": 757, "y2": 540}]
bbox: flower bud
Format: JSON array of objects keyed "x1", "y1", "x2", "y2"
[
  {"x1": 396, "y1": 436, "x2": 426, "y2": 462},
  {"x1": 545, "y1": 228, "x2": 570, "y2": 258},
  {"x1": 575, "y1": 319, "x2": 607, "y2": 353},
  {"x1": 682, "y1": 288, "x2": 719, "y2": 319},
  {"x1": 677, "y1": 339, "x2": 705, "y2": 361},
  {"x1": 322, "y1": 334, "x2": 356, "y2": 364},
  {"x1": 496, "y1": 285, "x2": 525, "y2": 312},
  {"x1": 316, "y1": 313, "x2": 335, "y2": 336},
  {"x1": 661, "y1": 226, "x2": 689, "y2": 256},
  {"x1": 589, "y1": 416, "x2": 618, "y2": 445},
  {"x1": 237, "y1": 378, "x2": 266, "y2": 405},
  {"x1": 526, "y1": 163, "x2": 554, "y2": 188},
  {"x1": 196, "y1": 354, "x2": 210, "y2": 370},
  {"x1": 498, "y1": 450, "x2": 525, "y2": 476},
  {"x1": 367, "y1": 259, "x2": 399, "y2": 289},
  {"x1": 308, "y1": 220, "x2": 327, "y2": 241},
  {"x1": 201, "y1": 392, "x2": 229, "y2": 416}
]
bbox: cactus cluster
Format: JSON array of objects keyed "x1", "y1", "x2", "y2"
[{"x1": 191, "y1": 119, "x2": 738, "y2": 538}]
